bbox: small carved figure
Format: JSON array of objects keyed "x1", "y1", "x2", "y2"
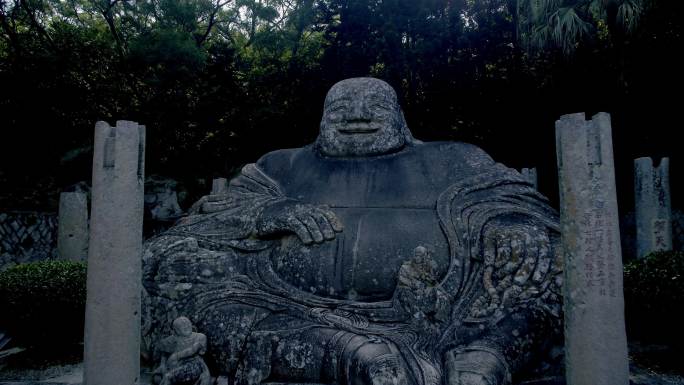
[
  {"x1": 398, "y1": 245, "x2": 439, "y2": 290},
  {"x1": 397, "y1": 246, "x2": 450, "y2": 334},
  {"x1": 153, "y1": 316, "x2": 211, "y2": 385}
]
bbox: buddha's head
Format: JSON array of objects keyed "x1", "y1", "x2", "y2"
[{"x1": 315, "y1": 77, "x2": 415, "y2": 157}]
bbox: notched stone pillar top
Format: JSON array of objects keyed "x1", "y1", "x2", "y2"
[{"x1": 94, "y1": 120, "x2": 146, "y2": 178}]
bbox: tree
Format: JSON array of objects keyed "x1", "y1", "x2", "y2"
[{"x1": 516, "y1": 0, "x2": 651, "y2": 54}]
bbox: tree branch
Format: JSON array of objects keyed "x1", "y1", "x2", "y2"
[
  {"x1": 18, "y1": 0, "x2": 55, "y2": 49},
  {"x1": 98, "y1": 0, "x2": 126, "y2": 58},
  {"x1": 196, "y1": 0, "x2": 233, "y2": 47}
]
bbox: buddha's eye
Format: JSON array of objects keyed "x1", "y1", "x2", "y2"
[
  {"x1": 370, "y1": 103, "x2": 392, "y2": 111},
  {"x1": 327, "y1": 105, "x2": 346, "y2": 114}
]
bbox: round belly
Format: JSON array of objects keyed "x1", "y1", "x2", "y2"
[{"x1": 271, "y1": 207, "x2": 450, "y2": 301}]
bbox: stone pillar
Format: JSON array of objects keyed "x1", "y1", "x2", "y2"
[
  {"x1": 634, "y1": 157, "x2": 672, "y2": 258},
  {"x1": 212, "y1": 177, "x2": 228, "y2": 194},
  {"x1": 84, "y1": 121, "x2": 145, "y2": 385},
  {"x1": 555, "y1": 112, "x2": 629, "y2": 385},
  {"x1": 57, "y1": 192, "x2": 89, "y2": 261},
  {"x1": 520, "y1": 167, "x2": 538, "y2": 190}
]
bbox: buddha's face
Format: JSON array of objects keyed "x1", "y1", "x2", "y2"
[{"x1": 316, "y1": 78, "x2": 408, "y2": 157}]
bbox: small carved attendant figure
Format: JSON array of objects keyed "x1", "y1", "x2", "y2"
[
  {"x1": 397, "y1": 246, "x2": 450, "y2": 331},
  {"x1": 154, "y1": 316, "x2": 211, "y2": 385},
  {"x1": 398, "y1": 245, "x2": 439, "y2": 290}
]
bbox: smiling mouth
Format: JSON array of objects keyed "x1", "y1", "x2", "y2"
[{"x1": 337, "y1": 126, "x2": 379, "y2": 134}]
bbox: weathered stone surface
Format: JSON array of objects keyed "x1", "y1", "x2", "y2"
[
  {"x1": 152, "y1": 317, "x2": 210, "y2": 385},
  {"x1": 211, "y1": 178, "x2": 228, "y2": 194},
  {"x1": 555, "y1": 112, "x2": 629, "y2": 385},
  {"x1": 57, "y1": 192, "x2": 89, "y2": 261},
  {"x1": 145, "y1": 177, "x2": 184, "y2": 222},
  {"x1": 520, "y1": 168, "x2": 538, "y2": 190},
  {"x1": 634, "y1": 157, "x2": 672, "y2": 258},
  {"x1": 84, "y1": 120, "x2": 145, "y2": 385},
  {"x1": 143, "y1": 78, "x2": 563, "y2": 385}
]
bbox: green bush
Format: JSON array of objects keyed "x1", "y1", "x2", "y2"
[
  {"x1": 0, "y1": 260, "x2": 87, "y2": 346},
  {"x1": 624, "y1": 250, "x2": 684, "y2": 346}
]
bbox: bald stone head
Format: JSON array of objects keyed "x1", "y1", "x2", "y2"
[
  {"x1": 172, "y1": 316, "x2": 193, "y2": 337},
  {"x1": 315, "y1": 78, "x2": 414, "y2": 157}
]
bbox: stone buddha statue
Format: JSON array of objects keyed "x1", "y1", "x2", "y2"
[{"x1": 142, "y1": 77, "x2": 563, "y2": 385}]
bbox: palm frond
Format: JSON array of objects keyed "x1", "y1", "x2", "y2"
[
  {"x1": 549, "y1": 6, "x2": 590, "y2": 54},
  {"x1": 617, "y1": 0, "x2": 642, "y2": 33},
  {"x1": 543, "y1": 0, "x2": 563, "y2": 16},
  {"x1": 530, "y1": 24, "x2": 553, "y2": 50},
  {"x1": 529, "y1": 0, "x2": 546, "y2": 22},
  {"x1": 587, "y1": 0, "x2": 607, "y2": 21}
]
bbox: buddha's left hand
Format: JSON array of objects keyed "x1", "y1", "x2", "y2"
[
  {"x1": 467, "y1": 220, "x2": 556, "y2": 318},
  {"x1": 482, "y1": 221, "x2": 552, "y2": 288}
]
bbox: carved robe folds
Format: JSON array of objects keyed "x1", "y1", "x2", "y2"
[
  {"x1": 143, "y1": 142, "x2": 562, "y2": 385},
  {"x1": 144, "y1": 77, "x2": 562, "y2": 385}
]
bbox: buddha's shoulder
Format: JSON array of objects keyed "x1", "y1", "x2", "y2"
[
  {"x1": 252, "y1": 141, "x2": 495, "y2": 171},
  {"x1": 255, "y1": 145, "x2": 315, "y2": 171},
  {"x1": 410, "y1": 141, "x2": 494, "y2": 163}
]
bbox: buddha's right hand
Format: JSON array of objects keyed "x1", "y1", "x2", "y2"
[{"x1": 255, "y1": 200, "x2": 343, "y2": 244}]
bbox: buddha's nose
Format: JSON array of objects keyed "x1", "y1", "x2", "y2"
[{"x1": 346, "y1": 100, "x2": 371, "y2": 122}]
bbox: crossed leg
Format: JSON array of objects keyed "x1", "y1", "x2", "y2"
[{"x1": 231, "y1": 313, "x2": 414, "y2": 385}]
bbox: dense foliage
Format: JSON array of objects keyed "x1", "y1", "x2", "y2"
[
  {"x1": 0, "y1": 260, "x2": 87, "y2": 346},
  {"x1": 624, "y1": 250, "x2": 684, "y2": 346},
  {"x1": 0, "y1": 0, "x2": 681, "y2": 210}
]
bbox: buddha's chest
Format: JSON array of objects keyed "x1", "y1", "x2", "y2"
[
  {"x1": 272, "y1": 206, "x2": 449, "y2": 301},
  {"x1": 264, "y1": 149, "x2": 464, "y2": 300}
]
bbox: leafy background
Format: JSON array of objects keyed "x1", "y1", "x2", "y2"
[{"x1": 0, "y1": 0, "x2": 681, "y2": 213}]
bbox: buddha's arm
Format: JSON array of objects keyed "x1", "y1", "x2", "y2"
[
  {"x1": 170, "y1": 334, "x2": 208, "y2": 363},
  {"x1": 446, "y1": 217, "x2": 562, "y2": 385},
  {"x1": 254, "y1": 199, "x2": 343, "y2": 244},
  {"x1": 182, "y1": 162, "x2": 343, "y2": 244}
]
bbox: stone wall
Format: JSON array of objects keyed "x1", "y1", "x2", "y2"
[{"x1": 0, "y1": 211, "x2": 58, "y2": 271}]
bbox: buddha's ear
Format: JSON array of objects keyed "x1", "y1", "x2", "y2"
[{"x1": 399, "y1": 109, "x2": 421, "y2": 144}]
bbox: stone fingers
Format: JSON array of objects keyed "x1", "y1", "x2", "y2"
[
  {"x1": 532, "y1": 231, "x2": 551, "y2": 284},
  {"x1": 319, "y1": 205, "x2": 344, "y2": 232},
  {"x1": 501, "y1": 235, "x2": 519, "y2": 275},
  {"x1": 513, "y1": 232, "x2": 537, "y2": 286},
  {"x1": 311, "y1": 211, "x2": 336, "y2": 240},
  {"x1": 482, "y1": 235, "x2": 498, "y2": 304},
  {"x1": 299, "y1": 214, "x2": 325, "y2": 243},
  {"x1": 262, "y1": 203, "x2": 343, "y2": 244},
  {"x1": 287, "y1": 216, "x2": 314, "y2": 244},
  {"x1": 483, "y1": 234, "x2": 497, "y2": 266}
]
